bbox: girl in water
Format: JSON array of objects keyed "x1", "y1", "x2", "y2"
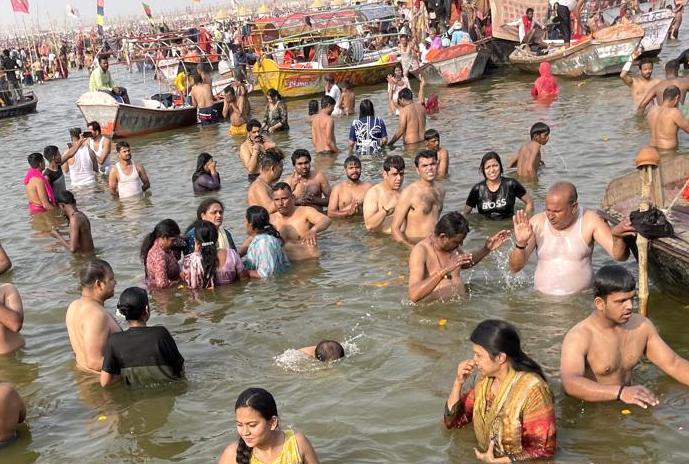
[
  {"x1": 141, "y1": 219, "x2": 183, "y2": 289},
  {"x1": 218, "y1": 387, "x2": 319, "y2": 464},
  {"x1": 241, "y1": 206, "x2": 289, "y2": 279},
  {"x1": 444, "y1": 319, "x2": 556, "y2": 462},
  {"x1": 182, "y1": 220, "x2": 219, "y2": 289}
]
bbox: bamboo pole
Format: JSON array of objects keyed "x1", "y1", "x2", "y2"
[{"x1": 637, "y1": 166, "x2": 650, "y2": 317}]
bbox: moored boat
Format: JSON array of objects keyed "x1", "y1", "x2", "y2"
[
  {"x1": 601, "y1": 155, "x2": 689, "y2": 296},
  {"x1": 411, "y1": 43, "x2": 489, "y2": 85},
  {"x1": 0, "y1": 91, "x2": 38, "y2": 119},
  {"x1": 602, "y1": 7, "x2": 674, "y2": 57},
  {"x1": 509, "y1": 23, "x2": 644, "y2": 77}
]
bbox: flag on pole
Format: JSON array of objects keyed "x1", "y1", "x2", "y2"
[
  {"x1": 10, "y1": 0, "x2": 30, "y2": 14},
  {"x1": 96, "y1": 0, "x2": 105, "y2": 35},
  {"x1": 142, "y1": 2, "x2": 152, "y2": 19},
  {"x1": 66, "y1": 4, "x2": 80, "y2": 18}
]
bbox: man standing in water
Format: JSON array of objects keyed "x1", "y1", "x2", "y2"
[
  {"x1": 363, "y1": 155, "x2": 405, "y2": 233},
  {"x1": 619, "y1": 50, "x2": 658, "y2": 107},
  {"x1": 190, "y1": 73, "x2": 218, "y2": 124},
  {"x1": 311, "y1": 95, "x2": 339, "y2": 154},
  {"x1": 66, "y1": 259, "x2": 121, "y2": 373},
  {"x1": 287, "y1": 149, "x2": 331, "y2": 211},
  {"x1": 0, "y1": 283, "x2": 24, "y2": 354},
  {"x1": 270, "y1": 183, "x2": 331, "y2": 261},
  {"x1": 408, "y1": 212, "x2": 510, "y2": 302},
  {"x1": 239, "y1": 119, "x2": 276, "y2": 182},
  {"x1": 222, "y1": 85, "x2": 247, "y2": 136},
  {"x1": 50, "y1": 191, "x2": 95, "y2": 254},
  {"x1": 424, "y1": 129, "x2": 449, "y2": 177},
  {"x1": 0, "y1": 383, "x2": 25, "y2": 444},
  {"x1": 392, "y1": 150, "x2": 445, "y2": 247},
  {"x1": 108, "y1": 142, "x2": 150, "y2": 198},
  {"x1": 387, "y1": 88, "x2": 427, "y2": 146},
  {"x1": 646, "y1": 86, "x2": 689, "y2": 150},
  {"x1": 23, "y1": 152, "x2": 55, "y2": 214},
  {"x1": 561, "y1": 265, "x2": 689, "y2": 408},
  {"x1": 86, "y1": 121, "x2": 112, "y2": 175},
  {"x1": 327, "y1": 156, "x2": 372, "y2": 219},
  {"x1": 247, "y1": 148, "x2": 284, "y2": 213},
  {"x1": 509, "y1": 181, "x2": 634, "y2": 295},
  {"x1": 636, "y1": 60, "x2": 689, "y2": 114}
]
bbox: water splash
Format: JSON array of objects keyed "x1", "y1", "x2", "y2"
[{"x1": 274, "y1": 334, "x2": 363, "y2": 373}]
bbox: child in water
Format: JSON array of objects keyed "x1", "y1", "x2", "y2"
[
  {"x1": 300, "y1": 340, "x2": 345, "y2": 362},
  {"x1": 508, "y1": 122, "x2": 550, "y2": 180}
]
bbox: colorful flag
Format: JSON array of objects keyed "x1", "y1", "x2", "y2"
[
  {"x1": 66, "y1": 4, "x2": 80, "y2": 18},
  {"x1": 96, "y1": 0, "x2": 105, "y2": 26},
  {"x1": 142, "y1": 2, "x2": 152, "y2": 18},
  {"x1": 10, "y1": 0, "x2": 30, "y2": 14}
]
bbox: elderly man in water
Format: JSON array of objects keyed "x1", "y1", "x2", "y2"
[
  {"x1": 561, "y1": 265, "x2": 689, "y2": 409},
  {"x1": 509, "y1": 181, "x2": 634, "y2": 295}
]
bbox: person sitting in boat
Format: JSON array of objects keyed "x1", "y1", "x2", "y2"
[
  {"x1": 89, "y1": 55, "x2": 129, "y2": 104},
  {"x1": 448, "y1": 20, "x2": 472, "y2": 46},
  {"x1": 506, "y1": 8, "x2": 547, "y2": 49},
  {"x1": 190, "y1": 73, "x2": 219, "y2": 125}
]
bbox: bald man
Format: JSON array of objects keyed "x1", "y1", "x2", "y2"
[{"x1": 509, "y1": 181, "x2": 634, "y2": 296}]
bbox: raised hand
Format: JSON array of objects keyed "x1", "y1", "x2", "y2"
[
  {"x1": 512, "y1": 210, "x2": 533, "y2": 247},
  {"x1": 455, "y1": 359, "x2": 476, "y2": 384},
  {"x1": 485, "y1": 229, "x2": 511, "y2": 251}
]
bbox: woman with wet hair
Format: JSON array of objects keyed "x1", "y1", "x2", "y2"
[
  {"x1": 192, "y1": 152, "x2": 221, "y2": 194},
  {"x1": 241, "y1": 206, "x2": 289, "y2": 279},
  {"x1": 444, "y1": 319, "x2": 556, "y2": 462},
  {"x1": 218, "y1": 387, "x2": 319, "y2": 464},
  {"x1": 184, "y1": 198, "x2": 237, "y2": 255},
  {"x1": 100, "y1": 287, "x2": 184, "y2": 387},
  {"x1": 141, "y1": 219, "x2": 183, "y2": 289},
  {"x1": 262, "y1": 89, "x2": 289, "y2": 133},
  {"x1": 182, "y1": 220, "x2": 219, "y2": 289}
]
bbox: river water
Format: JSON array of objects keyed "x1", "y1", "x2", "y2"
[{"x1": 2, "y1": 37, "x2": 689, "y2": 464}]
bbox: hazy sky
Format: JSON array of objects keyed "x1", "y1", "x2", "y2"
[{"x1": 0, "y1": 0, "x2": 233, "y2": 27}]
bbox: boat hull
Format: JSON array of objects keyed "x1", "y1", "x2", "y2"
[
  {"x1": 602, "y1": 8, "x2": 674, "y2": 56},
  {"x1": 0, "y1": 95, "x2": 38, "y2": 119},
  {"x1": 253, "y1": 58, "x2": 398, "y2": 98}
]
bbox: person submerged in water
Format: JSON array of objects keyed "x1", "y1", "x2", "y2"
[
  {"x1": 507, "y1": 122, "x2": 550, "y2": 180},
  {"x1": 530, "y1": 63, "x2": 559, "y2": 99},
  {"x1": 23, "y1": 152, "x2": 55, "y2": 214},
  {"x1": 299, "y1": 340, "x2": 345, "y2": 362},
  {"x1": 51, "y1": 190, "x2": 95, "y2": 254},
  {"x1": 0, "y1": 383, "x2": 26, "y2": 446}
]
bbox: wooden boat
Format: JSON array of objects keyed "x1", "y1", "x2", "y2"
[
  {"x1": 253, "y1": 56, "x2": 399, "y2": 99},
  {"x1": 601, "y1": 155, "x2": 689, "y2": 295},
  {"x1": 601, "y1": 7, "x2": 675, "y2": 57},
  {"x1": 0, "y1": 91, "x2": 37, "y2": 119},
  {"x1": 485, "y1": 0, "x2": 549, "y2": 67},
  {"x1": 75, "y1": 91, "x2": 223, "y2": 138},
  {"x1": 509, "y1": 23, "x2": 644, "y2": 77},
  {"x1": 411, "y1": 43, "x2": 489, "y2": 85}
]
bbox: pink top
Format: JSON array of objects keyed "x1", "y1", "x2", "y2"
[
  {"x1": 23, "y1": 167, "x2": 56, "y2": 213},
  {"x1": 146, "y1": 239, "x2": 181, "y2": 289},
  {"x1": 215, "y1": 248, "x2": 244, "y2": 285}
]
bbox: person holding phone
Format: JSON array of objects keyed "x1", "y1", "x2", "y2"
[{"x1": 63, "y1": 128, "x2": 98, "y2": 188}]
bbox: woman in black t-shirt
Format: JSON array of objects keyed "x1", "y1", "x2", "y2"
[
  {"x1": 463, "y1": 152, "x2": 533, "y2": 220},
  {"x1": 100, "y1": 287, "x2": 184, "y2": 387}
]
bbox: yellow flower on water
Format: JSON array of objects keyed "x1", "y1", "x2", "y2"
[
  {"x1": 98, "y1": 415, "x2": 108, "y2": 421},
  {"x1": 438, "y1": 319, "x2": 447, "y2": 327},
  {"x1": 621, "y1": 409, "x2": 631, "y2": 415},
  {"x1": 373, "y1": 280, "x2": 390, "y2": 288}
]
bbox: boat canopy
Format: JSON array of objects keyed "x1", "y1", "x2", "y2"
[{"x1": 489, "y1": 0, "x2": 549, "y2": 42}]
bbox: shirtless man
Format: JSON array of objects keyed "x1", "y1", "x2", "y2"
[
  {"x1": 508, "y1": 122, "x2": 550, "y2": 180},
  {"x1": 287, "y1": 149, "x2": 331, "y2": 211},
  {"x1": 269, "y1": 182, "x2": 332, "y2": 261},
  {"x1": 0, "y1": 283, "x2": 24, "y2": 354},
  {"x1": 23, "y1": 152, "x2": 55, "y2": 214},
  {"x1": 391, "y1": 150, "x2": 445, "y2": 247},
  {"x1": 311, "y1": 95, "x2": 339, "y2": 154},
  {"x1": 619, "y1": 50, "x2": 658, "y2": 107},
  {"x1": 0, "y1": 384, "x2": 25, "y2": 444},
  {"x1": 239, "y1": 119, "x2": 276, "y2": 182},
  {"x1": 387, "y1": 88, "x2": 427, "y2": 146},
  {"x1": 424, "y1": 129, "x2": 449, "y2": 177},
  {"x1": 561, "y1": 265, "x2": 689, "y2": 408},
  {"x1": 0, "y1": 242, "x2": 11, "y2": 275},
  {"x1": 190, "y1": 73, "x2": 218, "y2": 124},
  {"x1": 636, "y1": 60, "x2": 689, "y2": 114},
  {"x1": 646, "y1": 85, "x2": 689, "y2": 150},
  {"x1": 222, "y1": 84, "x2": 247, "y2": 136},
  {"x1": 509, "y1": 181, "x2": 634, "y2": 296},
  {"x1": 50, "y1": 190, "x2": 95, "y2": 254},
  {"x1": 65, "y1": 259, "x2": 121, "y2": 373},
  {"x1": 363, "y1": 155, "x2": 405, "y2": 233},
  {"x1": 408, "y1": 212, "x2": 510, "y2": 302},
  {"x1": 247, "y1": 148, "x2": 284, "y2": 213},
  {"x1": 327, "y1": 156, "x2": 372, "y2": 219}
]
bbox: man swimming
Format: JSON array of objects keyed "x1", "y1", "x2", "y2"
[
  {"x1": 299, "y1": 340, "x2": 345, "y2": 362},
  {"x1": 363, "y1": 155, "x2": 405, "y2": 233},
  {"x1": 0, "y1": 384, "x2": 25, "y2": 445},
  {"x1": 327, "y1": 156, "x2": 372, "y2": 219},
  {"x1": 23, "y1": 152, "x2": 55, "y2": 214}
]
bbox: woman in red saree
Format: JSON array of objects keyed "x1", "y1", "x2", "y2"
[
  {"x1": 444, "y1": 320, "x2": 556, "y2": 462},
  {"x1": 531, "y1": 62, "x2": 560, "y2": 99}
]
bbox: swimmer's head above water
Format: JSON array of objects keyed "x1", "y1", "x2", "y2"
[{"x1": 315, "y1": 340, "x2": 345, "y2": 362}]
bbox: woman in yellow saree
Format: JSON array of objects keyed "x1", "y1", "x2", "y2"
[{"x1": 444, "y1": 320, "x2": 556, "y2": 462}]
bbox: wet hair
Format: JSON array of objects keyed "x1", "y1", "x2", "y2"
[
  {"x1": 117, "y1": 287, "x2": 149, "y2": 321},
  {"x1": 308, "y1": 99, "x2": 319, "y2": 115},
  {"x1": 271, "y1": 181, "x2": 292, "y2": 194},
  {"x1": 665, "y1": 59, "x2": 680, "y2": 76},
  {"x1": 479, "y1": 151, "x2": 504, "y2": 178},
  {"x1": 197, "y1": 198, "x2": 224, "y2": 221},
  {"x1": 398, "y1": 88, "x2": 413, "y2": 102},
  {"x1": 235, "y1": 387, "x2": 279, "y2": 464},
  {"x1": 192, "y1": 73, "x2": 203, "y2": 84},
  {"x1": 192, "y1": 152, "x2": 214, "y2": 183},
  {"x1": 115, "y1": 141, "x2": 130, "y2": 152},
  {"x1": 27, "y1": 152, "x2": 44, "y2": 168},
  {"x1": 245, "y1": 206, "x2": 282, "y2": 242},
  {"x1": 291, "y1": 148, "x2": 311, "y2": 165},
  {"x1": 224, "y1": 85, "x2": 236, "y2": 97},
  {"x1": 56, "y1": 190, "x2": 76, "y2": 205},
  {"x1": 359, "y1": 98, "x2": 375, "y2": 118},
  {"x1": 663, "y1": 85, "x2": 681, "y2": 102},
  {"x1": 593, "y1": 265, "x2": 636, "y2": 299},
  {"x1": 470, "y1": 319, "x2": 547, "y2": 380},
  {"x1": 87, "y1": 121, "x2": 101, "y2": 133},
  {"x1": 43, "y1": 145, "x2": 60, "y2": 163},
  {"x1": 194, "y1": 220, "x2": 219, "y2": 288},
  {"x1": 434, "y1": 211, "x2": 469, "y2": 237},
  {"x1": 79, "y1": 258, "x2": 113, "y2": 288},
  {"x1": 247, "y1": 119, "x2": 262, "y2": 132},
  {"x1": 140, "y1": 219, "x2": 181, "y2": 275},
  {"x1": 414, "y1": 149, "x2": 437, "y2": 167},
  {"x1": 321, "y1": 94, "x2": 336, "y2": 108},
  {"x1": 383, "y1": 155, "x2": 405, "y2": 172},
  {"x1": 261, "y1": 147, "x2": 284, "y2": 171},
  {"x1": 638, "y1": 57, "x2": 653, "y2": 69},
  {"x1": 424, "y1": 128, "x2": 440, "y2": 142},
  {"x1": 69, "y1": 127, "x2": 82, "y2": 139},
  {"x1": 343, "y1": 155, "x2": 361, "y2": 168},
  {"x1": 548, "y1": 181, "x2": 578, "y2": 204},
  {"x1": 267, "y1": 88, "x2": 282, "y2": 100},
  {"x1": 530, "y1": 122, "x2": 550, "y2": 139},
  {"x1": 315, "y1": 340, "x2": 345, "y2": 362}
]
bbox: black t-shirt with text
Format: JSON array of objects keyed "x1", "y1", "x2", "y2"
[{"x1": 465, "y1": 177, "x2": 527, "y2": 220}]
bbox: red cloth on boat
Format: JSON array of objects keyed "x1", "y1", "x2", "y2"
[
  {"x1": 531, "y1": 62, "x2": 560, "y2": 98},
  {"x1": 424, "y1": 95, "x2": 439, "y2": 114},
  {"x1": 682, "y1": 176, "x2": 689, "y2": 200},
  {"x1": 198, "y1": 27, "x2": 212, "y2": 54},
  {"x1": 522, "y1": 15, "x2": 533, "y2": 36}
]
